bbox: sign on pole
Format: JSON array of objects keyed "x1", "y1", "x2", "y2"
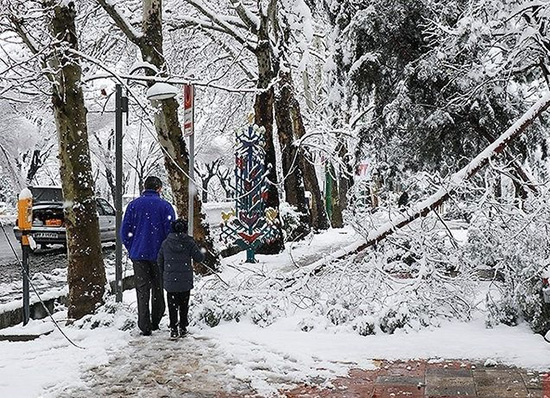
[{"x1": 183, "y1": 84, "x2": 194, "y2": 136}]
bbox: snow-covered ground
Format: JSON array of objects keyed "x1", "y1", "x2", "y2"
[{"x1": 1, "y1": 227, "x2": 549, "y2": 397}]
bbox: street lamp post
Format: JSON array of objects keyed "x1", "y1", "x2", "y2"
[
  {"x1": 183, "y1": 85, "x2": 194, "y2": 237},
  {"x1": 114, "y1": 83, "x2": 127, "y2": 303},
  {"x1": 112, "y1": 80, "x2": 179, "y2": 303}
]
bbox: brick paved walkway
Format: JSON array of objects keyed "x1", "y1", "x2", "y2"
[{"x1": 284, "y1": 360, "x2": 550, "y2": 398}]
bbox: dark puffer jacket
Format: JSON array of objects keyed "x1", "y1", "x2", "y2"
[{"x1": 157, "y1": 232, "x2": 205, "y2": 292}]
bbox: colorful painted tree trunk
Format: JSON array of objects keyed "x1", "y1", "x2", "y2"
[{"x1": 220, "y1": 124, "x2": 279, "y2": 262}]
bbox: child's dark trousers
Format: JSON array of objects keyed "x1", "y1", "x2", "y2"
[{"x1": 167, "y1": 291, "x2": 191, "y2": 330}]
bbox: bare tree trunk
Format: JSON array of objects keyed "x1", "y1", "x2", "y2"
[
  {"x1": 196, "y1": 160, "x2": 219, "y2": 203},
  {"x1": 301, "y1": 156, "x2": 329, "y2": 231},
  {"x1": 26, "y1": 145, "x2": 53, "y2": 184},
  {"x1": 93, "y1": 131, "x2": 116, "y2": 203},
  {"x1": 328, "y1": 164, "x2": 342, "y2": 227},
  {"x1": 280, "y1": 72, "x2": 328, "y2": 231},
  {"x1": 274, "y1": 71, "x2": 311, "y2": 239},
  {"x1": 48, "y1": 1, "x2": 106, "y2": 319},
  {"x1": 216, "y1": 167, "x2": 233, "y2": 199},
  {"x1": 275, "y1": 70, "x2": 329, "y2": 232},
  {"x1": 253, "y1": 15, "x2": 284, "y2": 254}
]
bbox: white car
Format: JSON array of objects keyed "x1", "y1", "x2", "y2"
[{"x1": 13, "y1": 187, "x2": 116, "y2": 248}]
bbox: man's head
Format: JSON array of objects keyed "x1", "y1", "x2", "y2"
[
  {"x1": 144, "y1": 176, "x2": 162, "y2": 192},
  {"x1": 171, "y1": 218, "x2": 188, "y2": 234}
]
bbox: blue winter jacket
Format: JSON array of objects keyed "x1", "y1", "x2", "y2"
[
  {"x1": 121, "y1": 190, "x2": 176, "y2": 261},
  {"x1": 158, "y1": 232, "x2": 205, "y2": 292}
]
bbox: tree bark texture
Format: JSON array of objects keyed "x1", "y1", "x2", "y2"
[
  {"x1": 328, "y1": 163, "x2": 342, "y2": 228},
  {"x1": 274, "y1": 69, "x2": 329, "y2": 232},
  {"x1": 274, "y1": 72, "x2": 311, "y2": 239},
  {"x1": 274, "y1": 72, "x2": 328, "y2": 231},
  {"x1": 331, "y1": 142, "x2": 352, "y2": 228},
  {"x1": 48, "y1": 1, "x2": 106, "y2": 320}
]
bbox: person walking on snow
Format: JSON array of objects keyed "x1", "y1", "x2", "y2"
[
  {"x1": 121, "y1": 176, "x2": 176, "y2": 336},
  {"x1": 158, "y1": 218, "x2": 205, "y2": 338}
]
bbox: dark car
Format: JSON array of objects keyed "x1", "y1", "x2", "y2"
[{"x1": 13, "y1": 186, "x2": 116, "y2": 248}]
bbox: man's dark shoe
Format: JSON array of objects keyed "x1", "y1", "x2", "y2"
[
  {"x1": 140, "y1": 330, "x2": 152, "y2": 336},
  {"x1": 170, "y1": 328, "x2": 178, "y2": 339},
  {"x1": 152, "y1": 324, "x2": 160, "y2": 331},
  {"x1": 179, "y1": 327, "x2": 187, "y2": 337}
]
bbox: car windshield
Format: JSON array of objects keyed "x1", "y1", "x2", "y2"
[{"x1": 30, "y1": 187, "x2": 63, "y2": 203}]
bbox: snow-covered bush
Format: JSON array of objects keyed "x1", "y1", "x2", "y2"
[
  {"x1": 73, "y1": 300, "x2": 136, "y2": 331},
  {"x1": 462, "y1": 191, "x2": 550, "y2": 334},
  {"x1": 279, "y1": 201, "x2": 310, "y2": 242},
  {"x1": 352, "y1": 315, "x2": 376, "y2": 336},
  {"x1": 192, "y1": 277, "x2": 288, "y2": 328},
  {"x1": 195, "y1": 181, "x2": 548, "y2": 337},
  {"x1": 343, "y1": 184, "x2": 477, "y2": 334},
  {"x1": 193, "y1": 218, "x2": 476, "y2": 335}
]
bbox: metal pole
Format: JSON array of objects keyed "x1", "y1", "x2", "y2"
[
  {"x1": 187, "y1": 86, "x2": 195, "y2": 237},
  {"x1": 18, "y1": 188, "x2": 32, "y2": 325},
  {"x1": 22, "y1": 242, "x2": 29, "y2": 325},
  {"x1": 115, "y1": 84, "x2": 123, "y2": 302}
]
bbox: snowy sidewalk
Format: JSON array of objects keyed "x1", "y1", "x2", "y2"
[
  {"x1": 38, "y1": 329, "x2": 550, "y2": 398},
  {"x1": 46, "y1": 331, "x2": 255, "y2": 398}
]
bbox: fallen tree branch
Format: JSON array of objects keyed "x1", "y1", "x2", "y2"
[
  {"x1": 288, "y1": 92, "x2": 550, "y2": 280},
  {"x1": 357, "y1": 92, "x2": 550, "y2": 252}
]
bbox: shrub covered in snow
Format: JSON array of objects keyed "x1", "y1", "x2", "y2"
[
  {"x1": 73, "y1": 300, "x2": 136, "y2": 331},
  {"x1": 279, "y1": 201, "x2": 311, "y2": 242},
  {"x1": 462, "y1": 191, "x2": 550, "y2": 334},
  {"x1": 192, "y1": 276, "x2": 288, "y2": 329},
  {"x1": 194, "y1": 178, "x2": 550, "y2": 337}
]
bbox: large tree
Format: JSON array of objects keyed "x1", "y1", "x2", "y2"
[{"x1": 2, "y1": 0, "x2": 107, "y2": 319}]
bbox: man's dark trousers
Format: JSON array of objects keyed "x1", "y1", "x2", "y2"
[{"x1": 133, "y1": 260, "x2": 165, "y2": 333}]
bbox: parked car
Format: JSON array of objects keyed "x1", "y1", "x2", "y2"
[{"x1": 13, "y1": 186, "x2": 116, "y2": 248}]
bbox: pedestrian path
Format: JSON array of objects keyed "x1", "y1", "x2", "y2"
[{"x1": 284, "y1": 359, "x2": 550, "y2": 398}]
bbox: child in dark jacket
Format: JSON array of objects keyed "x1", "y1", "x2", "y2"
[{"x1": 157, "y1": 218, "x2": 205, "y2": 338}]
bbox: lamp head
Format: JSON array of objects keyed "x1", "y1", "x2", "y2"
[{"x1": 146, "y1": 82, "x2": 178, "y2": 101}]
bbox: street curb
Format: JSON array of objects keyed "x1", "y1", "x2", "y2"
[{"x1": 0, "y1": 275, "x2": 135, "y2": 330}]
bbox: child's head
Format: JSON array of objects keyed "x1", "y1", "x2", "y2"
[{"x1": 171, "y1": 218, "x2": 188, "y2": 234}]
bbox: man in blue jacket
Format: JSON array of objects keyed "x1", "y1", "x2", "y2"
[{"x1": 121, "y1": 176, "x2": 176, "y2": 335}]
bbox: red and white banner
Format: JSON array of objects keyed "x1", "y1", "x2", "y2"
[{"x1": 183, "y1": 84, "x2": 194, "y2": 136}]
